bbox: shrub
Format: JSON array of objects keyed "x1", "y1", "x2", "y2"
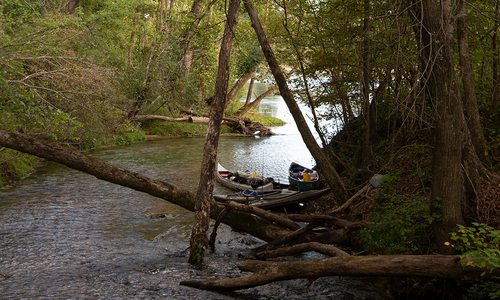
[
  {"x1": 356, "y1": 174, "x2": 440, "y2": 254},
  {"x1": 449, "y1": 223, "x2": 500, "y2": 300}
]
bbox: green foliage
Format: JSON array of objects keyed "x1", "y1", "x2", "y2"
[
  {"x1": 449, "y1": 223, "x2": 500, "y2": 300},
  {"x1": 0, "y1": 149, "x2": 38, "y2": 188},
  {"x1": 450, "y1": 223, "x2": 500, "y2": 272},
  {"x1": 356, "y1": 174, "x2": 440, "y2": 254},
  {"x1": 466, "y1": 281, "x2": 500, "y2": 300},
  {"x1": 246, "y1": 112, "x2": 286, "y2": 127},
  {"x1": 113, "y1": 122, "x2": 146, "y2": 146},
  {"x1": 142, "y1": 120, "x2": 232, "y2": 137}
]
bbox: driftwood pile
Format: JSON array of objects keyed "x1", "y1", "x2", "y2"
[{"x1": 180, "y1": 199, "x2": 497, "y2": 291}]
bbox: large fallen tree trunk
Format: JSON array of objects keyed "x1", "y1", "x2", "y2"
[
  {"x1": 180, "y1": 255, "x2": 497, "y2": 291},
  {"x1": 132, "y1": 115, "x2": 211, "y2": 123},
  {"x1": 166, "y1": 111, "x2": 273, "y2": 136},
  {"x1": 0, "y1": 129, "x2": 292, "y2": 241}
]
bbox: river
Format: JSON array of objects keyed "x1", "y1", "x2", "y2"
[{"x1": 0, "y1": 97, "x2": 380, "y2": 299}]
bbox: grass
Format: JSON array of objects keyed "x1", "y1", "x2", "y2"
[
  {"x1": 142, "y1": 121, "x2": 232, "y2": 137},
  {"x1": 245, "y1": 111, "x2": 286, "y2": 127}
]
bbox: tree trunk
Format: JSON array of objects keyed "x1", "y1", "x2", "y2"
[
  {"x1": 243, "y1": 0, "x2": 348, "y2": 203},
  {"x1": 409, "y1": 0, "x2": 465, "y2": 250},
  {"x1": 127, "y1": 49, "x2": 155, "y2": 119},
  {"x1": 457, "y1": 0, "x2": 489, "y2": 163},
  {"x1": 493, "y1": 0, "x2": 499, "y2": 111},
  {"x1": 237, "y1": 86, "x2": 276, "y2": 116},
  {"x1": 180, "y1": 255, "x2": 493, "y2": 291},
  {"x1": 0, "y1": 130, "x2": 297, "y2": 243},
  {"x1": 225, "y1": 69, "x2": 257, "y2": 108},
  {"x1": 369, "y1": 69, "x2": 389, "y2": 143},
  {"x1": 67, "y1": 0, "x2": 80, "y2": 14},
  {"x1": 282, "y1": 11, "x2": 330, "y2": 151},
  {"x1": 189, "y1": 0, "x2": 240, "y2": 265},
  {"x1": 360, "y1": 0, "x2": 372, "y2": 172},
  {"x1": 181, "y1": 0, "x2": 213, "y2": 75},
  {"x1": 245, "y1": 78, "x2": 255, "y2": 105}
]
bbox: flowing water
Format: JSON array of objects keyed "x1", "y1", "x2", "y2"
[{"x1": 0, "y1": 97, "x2": 380, "y2": 299}]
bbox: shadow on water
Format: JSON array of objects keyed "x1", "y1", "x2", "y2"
[{"x1": 0, "y1": 97, "x2": 380, "y2": 299}]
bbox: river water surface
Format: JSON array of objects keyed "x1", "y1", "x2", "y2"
[{"x1": 0, "y1": 98, "x2": 380, "y2": 299}]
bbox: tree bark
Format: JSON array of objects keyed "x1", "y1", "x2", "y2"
[
  {"x1": 0, "y1": 129, "x2": 297, "y2": 243},
  {"x1": 281, "y1": 8, "x2": 330, "y2": 152},
  {"x1": 237, "y1": 86, "x2": 276, "y2": 116},
  {"x1": 189, "y1": 0, "x2": 240, "y2": 265},
  {"x1": 360, "y1": 0, "x2": 372, "y2": 172},
  {"x1": 457, "y1": 0, "x2": 489, "y2": 163},
  {"x1": 243, "y1": 0, "x2": 348, "y2": 203},
  {"x1": 180, "y1": 0, "x2": 215, "y2": 75},
  {"x1": 67, "y1": 0, "x2": 80, "y2": 14},
  {"x1": 493, "y1": 0, "x2": 499, "y2": 111},
  {"x1": 409, "y1": 0, "x2": 465, "y2": 249},
  {"x1": 245, "y1": 78, "x2": 255, "y2": 105},
  {"x1": 180, "y1": 255, "x2": 493, "y2": 290},
  {"x1": 132, "y1": 114, "x2": 211, "y2": 123},
  {"x1": 254, "y1": 242, "x2": 349, "y2": 259},
  {"x1": 225, "y1": 69, "x2": 257, "y2": 108},
  {"x1": 221, "y1": 201, "x2": 301, "y2": 231}
]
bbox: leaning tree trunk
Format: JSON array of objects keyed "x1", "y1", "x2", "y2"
[
  {"x1": 244, "y1": 77, "x2": 255, "y2": 105},
  {"x1": 225, "y1": 68, "x2": 257, "y2": 108},
  {"x1": 0, "y1": 129, "x2": 297, "y2": 243},
  {"x1": 189, "y1": 0, "x2": 240, "y2": 265},
  {"x1": 180, "y1": 0, "x2": 213, "y2": 75},
  {"x1": 409, "y1": 0, "x2": 465, "y2": 250},
  {"x1": 243, "y1": 0, "x2": 348, "y2": 203},
  {"x1": 237, "y1": 86, "x2": 276, "y2": 117},
  {"x1": 457, "y1": 0, "x2": 489, "y2": 163}
]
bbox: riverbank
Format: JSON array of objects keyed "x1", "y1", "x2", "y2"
[
  {"x1": 0, "y1": 111, "x2": 285, "y2": 188},
  {"x1": 0, "y1": 134, "x2": 382, "y2": 299}
]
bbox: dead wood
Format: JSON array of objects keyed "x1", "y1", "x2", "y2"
[
  {"x1": 254, "y1": 223, "x2": 316, "y2": 252},
  {"x1": 254, "y1": 242, "x2": 349, "y2": 259},
  {"x1": 132, "y1": 114, "x2": 210, "y2": 123},
  {"x1": 209, "y1": 207, "x2": 228, "y2": 252},
  {"x1": 329, "y1": 184, "x2": 371, "y2": 214},
  {"x1": 142, "y1": 110, "x2": 272, "y2": 136},
  {"x1": 221, "y1": 201, "x2": 301, "y2": 231},
  {"x1": 180, "y1": 255, "x2": 497, "y2": 291},
  {"x1": 285, "y1": 214, "x2": 367, "y2": 230}
]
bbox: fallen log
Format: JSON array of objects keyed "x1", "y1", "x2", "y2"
[
  {"x1": 0, "y1": 130, "x2": 291, "y2": 242},
  {"x1": 221, "y1": 201, "x2": 301, "y2": 231},
  {"x1": 180, "y1": 110, "x2": 273, "y2": 136},
  {"x1": 180, "y1": 255, "x2": 497, "y2": 291},
  {"x1": 254, "y1": 242, "x2": 349, "y2": 259},
  {"x1": 329, "y1": 183, "x2": 371, "y2": 214},
  {"x1": 286, "y1": 214, "x2": 367, "y2": 230},
  {"x1": 132, "y1": 114, "x2": 210, "y2": 124}
]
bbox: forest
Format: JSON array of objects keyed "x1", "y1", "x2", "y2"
[{"x1": 0, "y1": 0, "x2": 499, "y2": 298}]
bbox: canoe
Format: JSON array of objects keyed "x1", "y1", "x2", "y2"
[
  {"x1": 288, "y1": 162, "x2": 320, "y2": 191},
  {"x1": 216, "y1": 163, "x2": 275, "y2": 191},
  {"x1": 214, "y1": 188, "x2": 331, "y2": 210}
]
